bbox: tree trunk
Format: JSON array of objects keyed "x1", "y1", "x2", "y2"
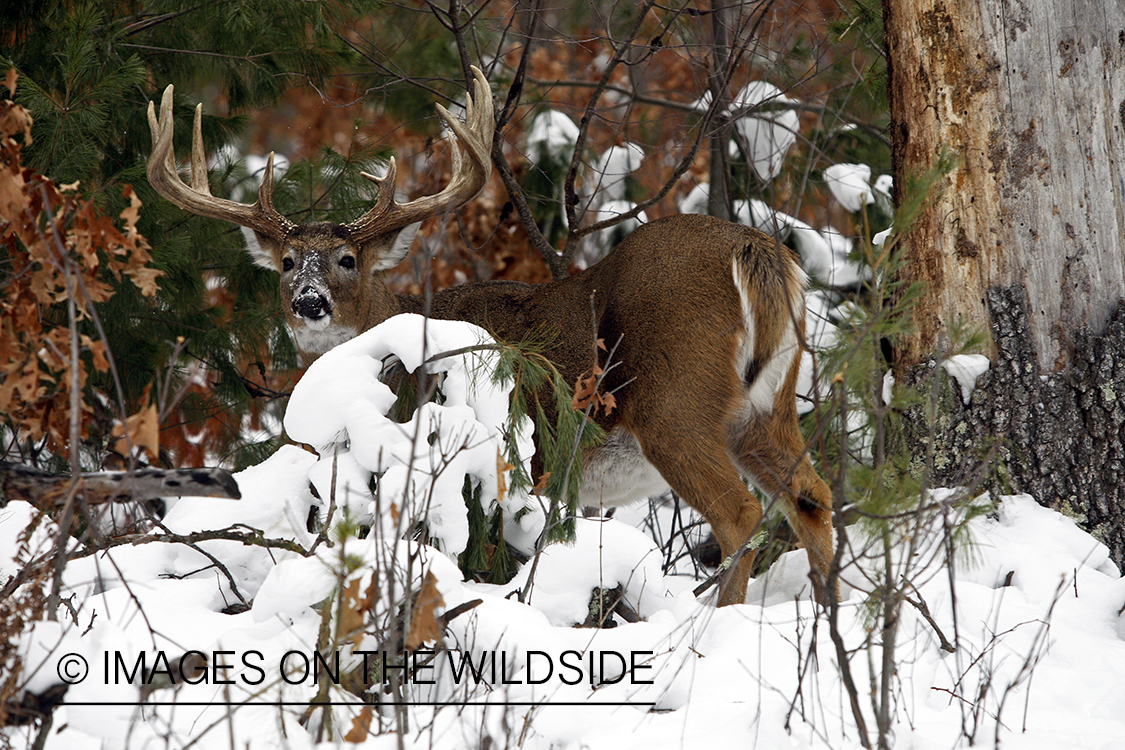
[
  {"x1": 707, "y1": 0, "x2": 734, "y2": 221},
  {"x1": 884, "y1": 0, "x2": 1125, "y2": 563}
]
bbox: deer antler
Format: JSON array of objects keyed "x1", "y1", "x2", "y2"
[
  {"x1": 346, "y1": 66, "x2": 495, "y2": 242},
  {"x1": 146, "y1": 85, "x2": 295, "y2": 241}
]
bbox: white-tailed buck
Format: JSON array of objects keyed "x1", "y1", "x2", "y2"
[{"x1": 146, "y1": 68, "x2": 834, "y2": 606}]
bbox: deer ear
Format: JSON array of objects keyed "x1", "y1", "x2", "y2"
[
  {"x1": 372, "y1": 222, "x2": 420, "y2": 271},
  {"x1": 241, "y1": 227, "x2": 281, "y2": 271}
]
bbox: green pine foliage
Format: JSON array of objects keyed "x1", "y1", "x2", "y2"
[
  {"x1": 490, "y1": 338, "x2": 605, "y2": 544},
  {"x1": 347, "y1": 5, "x2": 474, "y2": 129},
  {"x1": 823, "y1": 0, "x2": 891, "y2": 174},
  {"x1": 1, "y1": 0, "x2": 380, "y2": 469},
  {"x1": 805, "y1": 150, "x2": 991, "y2": 621},
  {"x1": 276, "y1": 144, "x2": 396, "y2": 224},
  {"x1": 372, "y1": 336, "x2": 604, "y2": 582},
  {"x1": 518, "y1": 134, "x2": 572, "y2": 250}
]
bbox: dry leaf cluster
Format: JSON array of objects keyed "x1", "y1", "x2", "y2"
[{"x1": 0, "y1": 71, "x2": 163, "y2": 457}]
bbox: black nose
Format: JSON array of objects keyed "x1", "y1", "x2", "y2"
[{"x1": 293, "y1": 292, "x2": 330, "y2": 320}]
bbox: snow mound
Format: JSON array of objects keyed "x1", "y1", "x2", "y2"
[
  {"x1": 6, "y1": 318, "x2": 1125, "y2": 750},
  {"x1": 284, "y1": 314, "x2": 535, "y2": 556}
]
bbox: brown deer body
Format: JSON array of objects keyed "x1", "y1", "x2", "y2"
[{"x1": 146, "y1": 69, "x2": 834, "y2": 606}]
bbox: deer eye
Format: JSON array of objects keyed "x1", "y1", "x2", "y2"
[
  {"x1": 339, "y1": 255, "x2": 356, "y2": 270},
  {"x1": 282, "y1": 257, "x2": 294, "y2": 272}
]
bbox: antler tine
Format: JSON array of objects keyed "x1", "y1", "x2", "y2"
[
  {"x1": 358, "y1": 157, "x2": 398, "y2": 215},
  {"x1": 347, "y1": 65, "x2": 495, "y2": 242},
  {"x1": 147, "y1": 86, "x2": 178, "y2": 185},
  {"x1": 190, "y1": 103, "x2": 209, "y2": 194},
  {"x1": 145, "y1": 84, "x2": 294, "y2": 240}
]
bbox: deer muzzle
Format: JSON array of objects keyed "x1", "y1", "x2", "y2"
[{"x1": 292, "y1": 286, "x2": 333, "y2": 329}]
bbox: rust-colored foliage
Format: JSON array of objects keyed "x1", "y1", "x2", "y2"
[
  {"x1": 572, "y1": 340, "x2": 617, "y2": 417},
  {"x1": 404, "y1": 570, "x2": 445, "y2": 650},
  {"x1": 0, "y1": 509, "x2": 48, "y2": 728},
  {"x1": 0, "y1": 71, "x2": 162, "y2": 458},
  {"x1": 233, "y1": 1, "x2": 858, "y2": 301},
  {"x1": 344, "y1": 705, "x2": 376, "y2": 743}
]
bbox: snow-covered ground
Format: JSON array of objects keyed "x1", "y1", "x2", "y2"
[{"x1": 4, "y1": 318, "x2": 1125, "y2": 750}]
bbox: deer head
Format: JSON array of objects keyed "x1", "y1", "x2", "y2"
[{"x1": 146, "y1": 67, "x2": 494, "y2": 359}]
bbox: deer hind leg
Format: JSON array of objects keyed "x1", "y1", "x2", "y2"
[
  {"x1": 731, "y1": 360, "x2": 835, "y2": 602},
  {"x1": 619, "y1": 340, "x2": 764, "y2": 606},
  {"x1": 626, "y1": 422, "x2": 763, "y2": 607}
]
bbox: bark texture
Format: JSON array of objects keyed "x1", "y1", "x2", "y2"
[
  {"x1": 885, "y1": 0, "x2": 1125, "y2": 566},
  {"x1": 905, "y1": 286, "x2": 1125, "y2": 566},
  {"x1": 884, "y1": 0, "x2": 1125, "y2": 369}
]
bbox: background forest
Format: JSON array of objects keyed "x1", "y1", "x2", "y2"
[
  {"x1": 0, "y1": 0, "x2": 887, "y2": 472},
  {"x1": 4, "y1": 2, "x2": 1124, "y2": 749}
]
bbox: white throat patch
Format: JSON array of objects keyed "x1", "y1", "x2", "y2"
[{"x1": 290, "y1": 320, "x2": 357, "y2": 355}]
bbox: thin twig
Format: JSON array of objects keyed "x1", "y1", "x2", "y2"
[
  {"x1": 561, "y1": 0, "x2": 659, "y2": 235},
  {"x1": 905, "y1": 593, "x2": 955, "y2": 653},
  {"x1": 68, "y1": 525, "x2": 312, "y2": 559}
]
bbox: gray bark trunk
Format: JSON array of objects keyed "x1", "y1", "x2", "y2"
[
  {"x1": 904, "y1": 287, "x2": 1125, "y2": 565},
  {"x1": 884, "y1": 0, "x2": 1125, "y2": 367},
  {"x1": 884, "y1": 0, "x2": 1125, "y2": 565}
]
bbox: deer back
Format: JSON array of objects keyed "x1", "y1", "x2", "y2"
[{"x1": 396, "y1": 214, "x2": 805, "y2": 437}]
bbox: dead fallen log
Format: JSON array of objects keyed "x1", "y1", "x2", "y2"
[{"x1": 0, "y1": 461, "x2": 241, "y2": 509}]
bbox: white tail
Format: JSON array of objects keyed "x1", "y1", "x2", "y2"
[{"x1": 146, "y1": 68, "x2": 834, "y2": 605}]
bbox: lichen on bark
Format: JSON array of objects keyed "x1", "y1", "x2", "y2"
[{"x1": 903, "y1": 284, "x2": 1125, "y2": 567}]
